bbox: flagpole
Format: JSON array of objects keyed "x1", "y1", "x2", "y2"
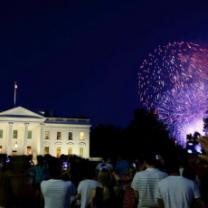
[{"x1": 14, "y1": 82, "x2": 18, "y2": 106}]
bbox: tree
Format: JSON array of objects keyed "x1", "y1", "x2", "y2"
[
  {"x1": 125, "y1": 108, "x2": 177, "y2": 160},
  {"x1": 90, "y1": 108, "x2": 179, "y2": 161},
  {"x1": 203, "y1": 110, "x2": 208, "y2": 136},
  {"x1": 90, "y1": 125, "x2": 124, "y2": 158},
  {"x1": 199, "y1": 136, "x2": 208, "y2": 162}
]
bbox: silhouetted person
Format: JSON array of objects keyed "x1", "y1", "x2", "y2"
[
  {"x1": 41, "y1": 157, "x2": 76, "y2": 208},
  {"x1": 131, "y1": 153, "x2": 167, "y2": 208},
  {"x1": 76, "y1": 163, "x2": 102, "y2": 208},
  {"x1": 32, "y1": 155, "x2": 48, "y2": 189},
  {"x1": 156, "y1": 161, "x2": 203, "y2": 208}
]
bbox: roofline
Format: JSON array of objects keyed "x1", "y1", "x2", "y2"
[{"x1": 0, "y1": 106, "x2": 45, "y2": 119}]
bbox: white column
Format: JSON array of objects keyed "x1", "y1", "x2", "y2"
[
  {"x1": 37, "y1": 123, "x2": 44, "y2": 155},
  {"x1": 86, "y1": 130, "x2": 90, "y2": 158},
  {"x1": 23, "y1": 123, "x2": 29, "y2": 155},
  {"x1": 7, "y1": 122, "x2": 13, "y2": 156}
]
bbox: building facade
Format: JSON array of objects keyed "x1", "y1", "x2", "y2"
[{"x1": 0, "y1": 106, "x2": 90, "y2": 158}]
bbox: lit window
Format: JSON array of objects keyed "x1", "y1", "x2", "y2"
[
  {"x1": 28, "y1": 131, "x2": 32, "y2": 139},
  {"x1": 68, "y1": 147, "x2": 73, "y2": 155},
  {"x1": 57, "y1": 132, "x2": 61, "y2": 140},
  {"x1": 56, "y1": 147, "x2": 61, "y2": 157},
  {"x1": 80, "y1": 132, "x2": 85, "y2": 140},
  {"x1": 0, "y1": 130, "x2": 3, "y2": 138},
  {"x1": 79, "y1": 147, "x2": 84, "y2": 157},
  {"x1": 27, "y1": 146, "x2": 32, "y2": 155},
  {"x1": 45, "y1": 131, "x2": 49, "y2": 140},
  {"x1": 68, "y1": 132, "x2": 73, "y2": 140},
  {"x1": 14, "y1": 142, "x2": 18, "y2": 149},
  {"x1": 44, "y1": 146, "x2": 49, "y2": 155},
  {"x1": 13, "y1": 130, "x2": 18, "y2": 139}
]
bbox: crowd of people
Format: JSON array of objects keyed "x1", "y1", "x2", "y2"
[{"x1": 0, "y1": 151, "x2": 207, "y2": 208}]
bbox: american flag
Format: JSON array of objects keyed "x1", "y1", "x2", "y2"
[{"x1": 14, "y1": 82, "x2": 18, "y2": 89}]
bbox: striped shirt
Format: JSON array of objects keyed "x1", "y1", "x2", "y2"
[
  {"x1": 41, "y1": 179, "x2": 76, "y2": 208},
  {"x1": 131, "y1": 168, "x2": 167, "y2": 208}
]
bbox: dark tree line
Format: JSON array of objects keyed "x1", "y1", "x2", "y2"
[
  {"x1": 204, "y1": 111, "x2": 208, "y2": 136},
  {"x1": 90, "y1": 108, "x2": 179, "y2": 161}
]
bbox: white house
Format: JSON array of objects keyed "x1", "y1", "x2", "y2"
[{"x1": 0, "y1": 106, "x2": 91, "y2": 158}]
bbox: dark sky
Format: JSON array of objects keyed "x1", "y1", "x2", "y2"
[{"x1": 1, "y1": 0, "x2": 208, "y2": 127}]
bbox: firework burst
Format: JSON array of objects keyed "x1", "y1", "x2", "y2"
[{"x1": 138, "y1": 41, "x2": 208, "y2": 145}]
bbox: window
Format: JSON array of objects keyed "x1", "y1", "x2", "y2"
[
  {"x1": 56, "y1": 147, "x2": 61, "y2": 157},
  {"x1": 68, "y1": 132, "x2": 73, "y2": 140},
  {"x1": 45, "y1": 131, "x2": 49, "y2": 140},
  {"x1": 13, "y1": 130, "x2": 18, "y2": 139},
  {"x1": 57, "y1": 132, "x2": 61, "y2": 140},
  {"x1": 79, "y1": 147, "x2": 84, "y2": 157},
  {"x1": 28, "y1": 131, "x2": 32, "y2": 139},
  {"x1": 68, "y1": 147, "x2": 73, "y2": 155},
  {"x1": 0, "y1": 130, "x2": 3, "y2": 138},
  {"x1": 80, "y1": 132, "x2": 85, "y2": 140},
  {"x1": 27, "y1": 146, "x2": 32, "y2": 155},
  {"x1": 44, "y1": 146, "x2": 49, "y2": 155}
]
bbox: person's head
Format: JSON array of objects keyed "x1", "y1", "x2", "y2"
[
  {"x1": 182, "y1": 165, "x2": 196, "y2": 180},
  {"x1": 11, "y1": 156, "x2": 31, "y2": 173},
  {"x1": 144, "y1": 153, "x2": 158, "y2": 168},
  {"x1": 97, "y1": 169, "x2": 110, "y2": 186},
  {"x1": 37, "y1": 155, "x2": 44, "y2": 166},
  {"x1": 166, "y1": 161, "x2": 180, "y2": 175},
  {"x1": 48, "y1": 157, "x2": 62, "y2": 179},
  {"x1": 84, "y1": 162, "x2": 96, "y2": 179}
]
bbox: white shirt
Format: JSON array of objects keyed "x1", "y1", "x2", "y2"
[
  {"x1": 41, "y1": 179, "x2": 76, "y2": 208},
  {"x1": 131, "y1": 168, "x2": 167, "y2": 208},
  {"x1": 77, "y1": 179, "x2": 102, "y2": 208},
  {"x1": 156, "y1": 176, "x2": 200, "y2": 208}
]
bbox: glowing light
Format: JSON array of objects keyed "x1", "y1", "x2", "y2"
[
  {"x1": 14, "y1": 142, "x2": 18, "y2": 149},
  {"x1": 182, "y1": 119, "x2": 204, "y2": 139},
  {"x1": 195, "y1": 144, "x2": 202, "y2": 154},
  {"x1": 138, "y1": 41, "x2": 208, "y2": 145}
]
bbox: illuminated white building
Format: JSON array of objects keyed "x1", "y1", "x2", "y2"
[{"x1": 0, "y1": 106, "x2": 90, "y2": 158}]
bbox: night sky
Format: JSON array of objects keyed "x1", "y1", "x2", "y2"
[{"x1": 1, "y1": 1, "x2": 208, "y2": 127}]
